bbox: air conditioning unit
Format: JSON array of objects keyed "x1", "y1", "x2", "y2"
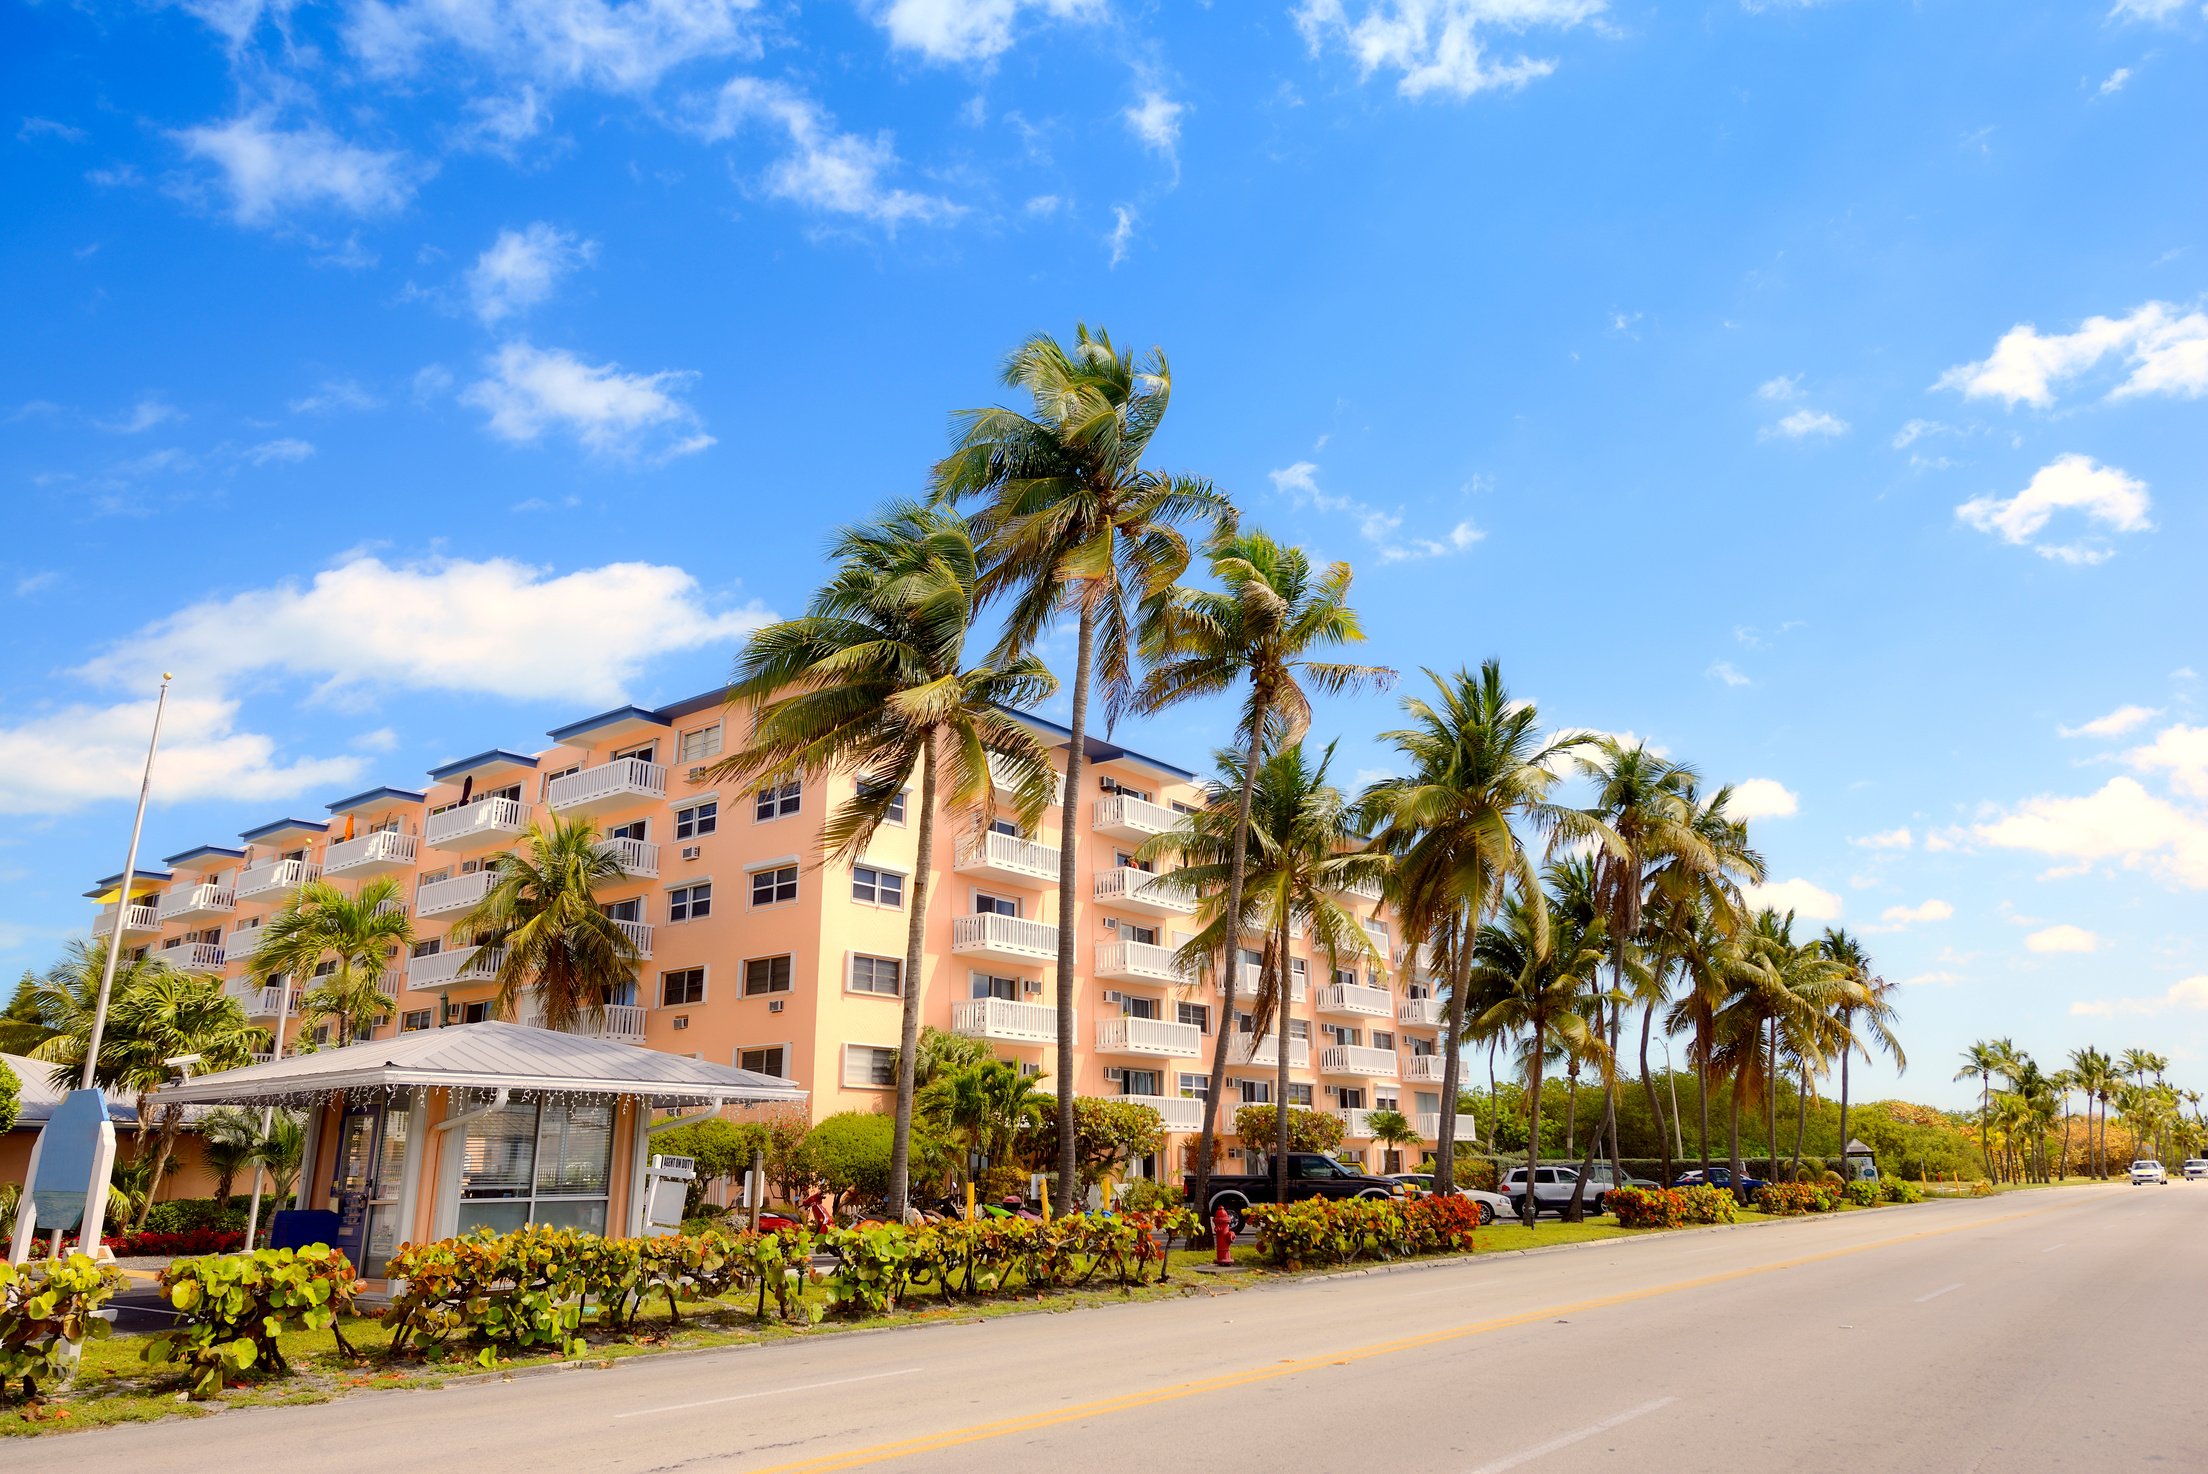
[
  {"x1": 1103, "y1": 1067, "x2": 1124, "y2": 1084},
  {"x1": 767, "y1": 999, "x2": 784, "y2": 1014},
  {"x1": 672, "y1": 1016, "x2": 689, "y2": 1031},
  {"x1": 685, "y1": 766, "x2": 707, "y2": 784},
  {"x1": 1021, "y1": 980, "x2": 1044, "y2": 997},
  {"x1": 1101, "y1": 990, "x2": 1124, "y2": 1005},
  {"x1": 680, "y1": 845, "x2": 702, "y2": 861}
]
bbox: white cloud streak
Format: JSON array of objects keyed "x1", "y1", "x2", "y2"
[
  {"x1": 867, "y1": 0, "x2": 1105, "y2": 64},
  {"x1": 1268, "y1": 460, "x2": 1482, "y2": 563},
  {"x1": 2060, "y1": 703, "x2": 2160, "y2": 739},
  {"x1": 1728, "y1": 777, "x2": 1798, "y2": 820},
  {"x1": 462, "y1": 342, "x2": 713, "y2": 459},
  {"x1": 1935, "y1": 301, "x2": 2208, "y2": 407},
  {"x1": 172, "y1": 112, "x2": 418, "y2": 225},
  {"x1": 1955, "y1": 454, "x2": 2151, "y2": 564},
  {"x1": 1742, "y1": 877, "x2": 1843, "y2": 921},
  {"x1": 1292, "y1": 0, "x2": 1607, "y2": 100},
  {"x1": 703, "y1": 78, "x2": 960, "y2": 227},
  {"x1": 469, "y1": 222, "x2": 597, "y2": 324},
  {"x1": 0, "y1": 695, "x2": 365, "y2": 816}
]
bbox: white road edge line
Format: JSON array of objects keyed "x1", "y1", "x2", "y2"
[
  {"x1": 615, "y1": 1367, "x2": 922, "y2": 1419},
  {"x1": 1914, "y1": 1283, "x2": 1964, "y2": 1303},
  {"x1": 1465, "y1": 1396, "x2": 1678, "y2": 1474}
]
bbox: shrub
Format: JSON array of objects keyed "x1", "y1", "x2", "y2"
[
  {"x1": 112, "y1": 1228, "x2": 246, "y2": 1256},
  {"x1": 145, "y1": 1246, "x2": 360, "y2": 1398},
  {"x1": 1678, "y1": 1186, "x2": 1738, "y2": 1224},
  {"x1": 975, "y1": 1165, "x2": 1029, "y2": 1204},
  {"x1": 0, "y1": 1253, "x2": 125, "y2": 1401},
  {"x1": 140, "y1": 1198, "x2": 249, "y2": 1235},
  {"x1": 1844, "y1": 1180, "x2": 1881, "y2": 1208},
  {"x1": 1244, "y1": 1194, "x2": 1476, "y2": 1268},
  {"x1": 651, "y1": 1119, "x2": 769, "y2": 1217},
  {"x1": 1606, "y1": 1186, "x2": 1687, "y2": 1229},
  {"x1": 807, "y1": 1113, "x2": 896, "y2": 1204},
  {"x1": 1754, "y1": 1182, "x2": 1839, "y2": 1216},
  {"x1": 1231, "y1": 1104, "x2": 1345, "y2": 1155},
  {"x1": 1116, "y1": 1179, "x2": 1184, "y2": 1212},
  {"x1": 1879, "y1": 1177, "x2": 1924, "y2": 1204},
  {"x1": 0, "y1": 1059, "x2": 18, "y2": 1136}
]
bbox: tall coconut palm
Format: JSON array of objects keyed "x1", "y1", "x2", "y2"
[
  {"x1": 453, "y1": 817, "x2": 642, "y2": 1033},
  {"x1": 931, "y1": 324, "x2": 1232, "y2": 1205},
  {"x1": 251, "y1": 876, "x2": 415, "y2": 1046},
  {"x1": 1818, "y1": 927, "x2": 1902, "y2": 1176},
  {"x1": 1718, "y1": 910, "x2": 1847, "y2": 1193},
  {"x1": 1136, "y1": 529, "x2": 1391, "y2": 1211},
  {"x1": 1363, "y1": 662, "x2": 1605, "y2": 1196},
  {"x1": 1955, "y1": 1040, "x2": 2007, "y2": 1181},
  {"x1": 2069, "y1": 1047, "x2": 2113, "y2": 1178},
  {"x1": 709, "y1": 503, "x2": 1060, "y2": 1217}
]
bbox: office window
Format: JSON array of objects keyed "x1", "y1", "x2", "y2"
[
  {"x1": 739, "y1": 1046, "x2": 787, "y2": 1078},
  {"x1": 844, "y1": 1045, "x2": 897, "y2": 1089},
  {"x1": 743, "y1": 955, "x2": 793, "y2": 996},
  {"x1": 679, "y1": 724, "x2": 723, "y2": 763},
  {"x1": 674, "y1": 800, "x2": 717, "y2": 839},
  {"x1": 400, "y1": 1009, "x2": 433, "y2": 1033},
  {"x1": 1176, "y1": 1001, "x2": 1211, "y2": 1032},
  {"x1": 669, "y1": 882, "x2": 712, "y2": 922},
  {"x1": 851, "y1": 865, "x2": 904, "y2": 907},
  {"x1": 848, "y1": 955, "x2": 902, "y2": 997},
  {"x1": 661, "y1": 967, "x2": 706, "y2": 1007},
  {"x1": 751, "y1": 866, "x2": 798, "y2": 906},
  {"x1": 755, "y1": 782, "x2": 801, "y2": 821}
]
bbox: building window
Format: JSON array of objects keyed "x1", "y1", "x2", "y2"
[
  {"x1": 1121, "y1": 993, "x2": 1160, "y2": 1020},
  {"x1": 844, "y1": 1044, "x2": 897, "y2": 1089},
  {"x1": 1236, "y1": 1079, "x2": 1272, "y2": 1104},
  {"x1": 1178, "y1": 1072, "x2": 1209, "y2": 1099},
  {"x1": 669, "y1": 882, "x2": 712, "y2": 922},
  {"x1": 1119, "y1": 1069, "x2": 1163, "y2": 1096},
  {"x1": 739, "y1": 1045, "x2": 787, "y2": 1077},
  {"x1": 1286, "y1": 1083, "x2": 1314, "y2": 1107},
  {"x1": 1102, "y1": 916, "x2": 1158, "y2": 945},
  {"x1": 755, "y1": 782, "x2": 801, "y2": 821},
  {"x1": 456, "y1": 1097, "x2": 615, "y2": 1237},
  {"x1": 400, "y1": 1009, "x2": 432, "y2": 1032},
  {"x1": 542, "y1": 765, "x2": 579, "y2": 799},
  {"x1": 1332, "y1": 966, "x2": 1359, "y2": 989},
  {"x1": 1372, "y1": 1031, "x2": 1396, "y2": 1051},
  {"x1": 674, "y1": 800, "x2": 718, "y2": 840},
  {"x1": 851, "y1": 865, "x2": 904, "y2": 907},
  {"x1": 661, "y1": 967, "x2": 706, "y2": 1007},
  {"x1": 461, "y1": 1001, "x2": 491, "y2": 1024},
  {"x1": 751, "y1": 866, "x2": 798, "y2": 906},
  {"x1": 973, "y1": 891, "x2": 1019, "y2": 918},
  {"x1": 743, "y1": 955, "x2": 793, "y2": 996},
  {"x1": 679, "y1": 724, "x2": 723, "y2": 763},
  {"x1": 970, "y1": 973, "x2": 1021, "y2": 1001},
  {"x1": 1176, "y1": 1001, "x2": 1211, "y2": 1032},
  {"x1": 411, "y1": 938, "x2": 442, "y2": 959},
  {"x1": 848, "y1": 955, "x2": 902, "y2": 996},
  {"x1": 859, "y1": 781, "x2": 907, "y2": 824}
]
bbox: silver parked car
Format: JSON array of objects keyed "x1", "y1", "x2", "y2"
[{"x1": 2129, "y1": 1159, "x2": 2169, "y2": 1185}]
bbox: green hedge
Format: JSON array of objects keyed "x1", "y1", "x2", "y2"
[
  {"x1": 1244, "y1": 1194, "x2": 1482, "y2": 1269},
  {"x1": 141, "y1": 1199, "x2": 249, "y2": 1235}
]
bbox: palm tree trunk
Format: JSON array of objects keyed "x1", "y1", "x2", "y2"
[
  {"x1": 1765, "y1": 1017, "x2": 1779, "y2": 1184},
  {"x1": 1837, "y1": 1045, "x2": 1851, "y2": 1184},
  {"x1": 1188, "y1": 718, "x2": 1267, "y2": 1217},
  {"x1": 1728, "y1": 1076, "x2": 1747, "y2": 1205},
  {"x1": 1978, "y1": 1084, "x2": 1994, "y2": 1181},
  {"x1": 1565, "y1": 997, "x2": 1603, "y2": 1224},
  {"x1": 1521, "y1": 1018, "x2": 1547, "y2": 1227},
  {"x1": 1792, "y1": 1070, "x2": 1807, "y2": 1179},
  {"x1": 1603, "y1": 952, "x2": 1627, "y2": 1187},
  {"x1": 1435, "y1": 913, "x2": 1473, "y2": 1197},
  {"x1": 1697, "y1": 1020, "x2": 1713, "y2": 1176},
  {"x1": 1273, "y1": 920, "x2": 1292, "y2": 1209},
  {"x1": 1564, "y1": 1066, "x2": 1578, "y2": 1158},
  {"x1": 134, "y1": 1104, "x2": 186, "y2": 1232},
  {"x1": 1485, "y1": 1040, "x2": 1499, "y2": 1149},
  {"x1": 885, "y1": 737, "x2": 940, "y2": 1219},
  {"x1": 2058, "y1": 1103, "x2": 2073, "y2": 1182},
  {"x1": 1638, "y1": 994, "x2": 1668, "y2": 1189},
  {"x1": 1051, "y1": 603, "x2": 1097, "y2": 1213}
]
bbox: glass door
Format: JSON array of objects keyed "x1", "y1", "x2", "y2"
[{"x1": 329, "y1": 1103, "x2": 382, "y2": 1270}]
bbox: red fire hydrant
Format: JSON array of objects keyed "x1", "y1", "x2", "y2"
[{"x1": 1212, "y1": 1205, "x2": 1234, "y2": 1265}]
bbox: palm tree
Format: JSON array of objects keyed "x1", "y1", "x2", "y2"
[
  {"x1": 1956, "y1": 1040, "x2": 2007, "y2": 1180},
  {"x1": 248, "y1": 1112, "x2": 308, "y2": 1239},
  {"x1": 1720, "y1": 910, "x2": 1848, "y2": 1192},
  {"x1": 1135, "y1": 526, "x2": 1390, "y2": 1219},
  {"x1": 1364, "y1": 662, "x2": 1603, "y2": 1197},
  {"x1": 453, "y1": 817, "x2": 641, "y2": 1032},
  {"x1": 708, "y1": 503, "x2": 1060, "y2": 1218},
  {"x1": 199, "y1": 1106, "x2": 265, "y2": 1206},
  {"x1": 932, "y1": 324, "x2": 1232, "y2": 1207},
  {"x1": 1818, "y1": 927, "x2": 1902, "y2": 1176},
  {"x1": 251, "y1": 876, "x2": 415, "y2": 1046},
  {"x1": 917, "y1": 1059, "x2": 1051, "y2": 1178},
  {"x1": 1366, "y1": 1108, "x2": 1422, "y2": 1171}
]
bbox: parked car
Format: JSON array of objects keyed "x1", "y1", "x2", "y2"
[
  {"x1": 1498, "y1": 1165, "x2": 1614, "y2": 1217},
  {"x1": 1581, "y1": 1164, "x2": 1659, "y2": 1192},
  {"x1": 2130, "y1": 1159, "x2": 2169, "y2": 1185},
  {"x1": 2182, "y1": 1160, "x2": 2208, "y2": 1181},
  {"x1": 1187, "y1": 1152, "x2": 1402, "y2": 1230},
  {"x1": 1384, "y1": 1174, "x2": 1512, "y2": 1226},
  {"x1": 1669, "y1": 1167, "x2": 1768, "y2": 1195}
]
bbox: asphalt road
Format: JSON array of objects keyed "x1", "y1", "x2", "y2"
[{"x1": 29, "y1": 1183, "x2": 2202, "y2": 1474}]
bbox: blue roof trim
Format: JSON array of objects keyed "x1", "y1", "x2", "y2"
[
  {"x1": 428, "y1": 748, "x2": 540, "y2": 782},
  {"x1": 84, "y1": 866, "x2": 172, "y2": 897},
  {"x1": 546, "y1": 704, "x2": 670, "y2": 743},
  {"x1": 239, "y1": 817, "x2": 329, "y2": 842},
  {"x1": 993, "y1": 705, "x2": 1197, "y2": 781},
  {"x1": 652, "y1": 688, "x2": 730, "y2": 724},
  {"x1": 162, "y1": 844, "x2": 247, "y2": 865},
  {"x1": 325, "y1": 785, "x2": 427, "y2": 813}
]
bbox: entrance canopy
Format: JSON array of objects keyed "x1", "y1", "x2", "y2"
[{"x1": 152, "y1": 1021, "x2": 807, "y2": 1111}]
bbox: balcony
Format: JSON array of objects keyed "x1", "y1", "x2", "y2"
[
  {"x1": 1403, "y1": 1055, "x2": 1448, "y2": 1083},
  {"x1": 1396, "y1": 941, "x2": 1440, "y2": 976},
  {"x1": 236, "y1": 858, "x2": 318, "y2": 899},
  {"x1": 1095, "y1": 1016, "x2": 1203, "y2": 1059},
  {"x1": 1229, "y1": 1033, "x2": 1309, "y2": 1069},
  {"x1": 1093, "y1": 866, "x2": 1196, "y2": 917},
  {"x1": 157, "y1": 883, "x2": 235, "y2": 925},
  {"x1": 1112, "y1": 1093, "x2": 1205, "y2": 1132},
  {"x1": 1219, "y1": 966, "x2": 1306, "y2": 1003},
  {"x1": 1338, "y1": 1108, "x2": 1376, "y2": 1139},
  {"x1": 324, "y1": 830, "x2": 418, "y2": 877},
  {"x1": 1317, "y1": 983, "x2": 1393, "y2": 1019},
  {"x1": 405, "y1": 945, "x2": 505, "y2": 990},
  {"x1": 1416, "y1": 1113, "x2": 1442, "y2": 1138},
  {"x1": 951, "y1": 997, "x2": 1061, "y2": 1044},
  {"x1": 546, "y1": 757, "x2": 666, "y2": 817},
  {"x1": 162, "y1": 941, "x2": 226, "y2": 974},
  {"x1": 950, "y1": 912, "x2": 1057, "y2": 965},
  {"x1": 613, "y1": 918, "x2": 653, "y2": 959},
  {"x1": 1398, "y1": 997, "x2": 1444, "y2": 1028},
  {"x1": 228, "y1": 924, "x2": 267, "y2": 959},
  {"x1": 520, "y1": 1000, "x2": 648, "y2": 1045},
  {"x1": 225, "y1": 983, "x2": 299, "y2": 1018},
  {"x1": 1092, "y1": 793, "x2": 1181, "y2": 842},
  {"x1": 988, "y1": 752, "x2": 1063, "y2": 808},
  {"x1": 1321, "y1": 1044, "x2": 1399, "y2": 1079},
  {"x1": 1332, "y1": 876, "x2": 1384, "y2": 904},
  {"x1": 416, "y1": 871, "x2": 492, "y2": 917},
  {"x1": 424, "y1": 797, "x2": 530, "y2": 853},
  {"x1": 1093, "y1": 938, "x2": 1188, "y2": 984},
  {"x1": 93, "y1": 902, "x2": 161, "y2": 939},
  {"x1": 954, "y1": 831, "x2": 1059, "y2": 886},
  {"x1": 596, "y1": 836, "x2": 660, "y2": 878}
]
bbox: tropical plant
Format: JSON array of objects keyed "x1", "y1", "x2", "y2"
[
  {"x1": 931, "y1": 323, "x2": 1232, "y2": 1206},
  {"x1": 1818, "y1": 927, "x2": 1902, "y2": 1180},
  {"x1": 708, "y1": 503, "x2": 1060, "y2": 1218},
  {"x1": 1955, "y1": 1040, "x2": 2007, "y2": 1181},
  {"x1": 198, "y1": 1107, "x2": 267, "y2": 1207},
  {"x1": 917, "y1": 1060, "x2": 1052, "y2": 1180},
  {"x1": 452, "y1": 816, "x2": 640, "y2": 1032},
  {"x1": 250, "y1": 876, "x2": 414, "y2": 1045},
  {"x1": 1367, "y1": 1107, "x2": 1423, "y2": 1165}
]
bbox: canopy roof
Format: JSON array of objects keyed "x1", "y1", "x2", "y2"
[
  {"x1": 149, "y1": 1022, "x2": 810, "y2": 1111},
  {"x1": 3, "y1": 1053, "x2": 143, "y2": 1127}
]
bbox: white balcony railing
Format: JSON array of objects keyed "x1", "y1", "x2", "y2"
[
  {"x1": 1092, "y1": 793, "x2": 1182, "y2": 841},
  {"x1": 987, "y1": 752, "x2": 1063, "y2": 807},
  {"x1": 93, "y1": 902, "x2": 161, "y2": 938},
  {"x1": 1338, "y1": 1108, "x2": 1376, "y2": 1139},
  {"x1": 1317, "y1": 983, "x2": 1393, "y2": 1018},
  {"x1": 228, "y1": 924, "x2": 267, "y2": 958},
  {"x1": 1113, "y1": 1093, "x2": 1205, "y2": 1132},
  {"x1": 324, "y1": 830, "x2": 417, "y2": 875},
  {"x1": 157, "y1": 883, "x2": 235, "y2": 923},
  {"x1": 1095, "y1": 1016, "x2": 1203, "y2": 1058},
  {"x1": 162, "y1": 941, "x2": 226, "y2": 973},
  {"x1": 1398, "y1": 997, "x2": 1445, "y2": 1027},
  {"x1": 1402, "y1": 1054, "x2": 1448, "y2": 1082},
  {"x1": 950, "y1": 912, "x2": 1057, "y2": 961},
  {"x1": 612, "y1": 918, "x2": 653, "y2": 958},
  {"x1": 595, "y1": 836, "x2": 660, "y2": 878},
  {"x1": 1229, "y1": 1033, "x2": 1309, "y2": 1069},
  {"x1": 520, "y1": 1000, "x2": 648, "y2": 1045},
  {"x1": 952, "y1": 996, "x2": 1061, "y2": 1044},
  {"x1": 1416, "y1": 1113, "x2": 1442, "y2": 1138},
  {"x1": 416, "y1": 871, "x2": 493, "y2": 917},
  {"x1": 1321, "y1": 1044, "x2": 1399, "y2": 1078},
  {"x1": 1220, "y1": 965, "x2": 1306, "y2": 1003},
  {"x1": 953, "y1": 831, "x2": 1059, "y2": 883},
  {"x1": 1093, "y1": 938, "x2": 1189, "y2": 983},
  {"x1": 424, "y1": 797, "x2": 530, "y2": 852},
  {"x1": 225, "y1": 983, "x2": 298, "y2": 1017},
  {"x1": 236, "y1": 858, "x2": 319, "y2": 898},
  {"x1": 546, "y1": 758, "x2": 666, "y2": 814},
  {"x1": 1333, "y1": 876, "x2": 1384, "y2": 903},
  {"x1": 1093, "y1": 866, "x2": 1197, "y2": 915},
  {"x1": 405, "y1": 945, "x2": 505, "y2": 990}
]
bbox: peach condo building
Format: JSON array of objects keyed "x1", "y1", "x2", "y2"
[{"x1": 87, "y1": 690, "x2": 1454, "y2": 1181}]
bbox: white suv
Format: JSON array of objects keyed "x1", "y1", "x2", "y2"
[
  {"x1": 2129, "y1": 1159, "x2": 2168, "y2": 1185},
  {"x1": 2182, "y1": 1160, "x2": 2208, "y2": 1182}
]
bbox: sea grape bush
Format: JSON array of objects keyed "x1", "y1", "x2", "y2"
[
  {"x1": 1754, "y1": 1182, "x2": 1840, "y2": 1216},
  {"x1": 817, "y1": 1208, "x2": 1202, "y2": 1316},
  {"x1": 1880, "y1": 1178, "x2": 1924, "y2": 1204},
  {"x1": 1608, "y1": 1186, "x2": 1740, "y2": 1228},
  {"x1": 1244, "y1": 1193, "x2": 1480, "y2": 1268},
  {"x1": 0, "y1": 1254, "x2": 125, "y2": 1401},
  {"x1": 145, "y1": 1246, "x2": 360, "y2": 1399}
]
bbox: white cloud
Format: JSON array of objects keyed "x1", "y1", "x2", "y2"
[
  {"x1": 2061, "y1": 703, "x2": 2160, "y2": 739},
  {"x1": 243, "y1": 437, "x2": 316, "y2": 466},
  {"x1": 0, "y1": 695, "x2": 364, "y2": 816},
  {"x1": 290, "y1": 379, "x2": 380, "y2": 415},
  {"x1": 1901, "y1": 970, "x2": 1965, "y2": 988},
  {"x1": 97, "y1": 396, "x2": 185, "y2": 434},
  {"x1": 458, "y1": 88, "x2": 553, "y2": 156},
  {"x1": 2108, "y1": 0, "x2": 2191, "y2": 20},
  {"x1": 2097, "y1": 67, "x2": 2132, "y2": 96},
  {"x1": 1852, "y1": 826, "x2": 1914, "y2": 851},
  {"x1": 1706, "y1": 660, "x2": 1752, "y2": 688},
  {"x1": 173, "y1": 112, "x2": 417, "y2": 226},
  {"x1": 1124, "y1": 90, "x2": 1186, "y2": 166},
  {"x1": 867, "y1": 0, "x2": 1105, "y2": 64},
  {"x1": 1268, "y1": 460, "x2": 1483, "y2": 563},
  {"x1": 1955, "y1": 454, "x2": 2151, "y2": 563},
  {"x1": 345, "y1": 0, "x2": 763, "y2": 91},
  {"x1": 1742, "y1": 877, "x2": 1842, "y2": 921},
  {"x1": 1760, "y1": 408, "x2": 1849, "y2": 440},
  {"x1": 1728, "y1": 777, "x2": 1798, "y2": 820},
  {"x1": 469, "y1": 222, "x2": 597, "y2": 324},
  {"x1": 1974, "y1": 776, "x2": 2208, "y2": 889},
  {"x1": 2072, "y1": 976, "x2": 2208, "y2": 1017},
  {"x1": 1892, "y1": 418, "x2": 1947, "y2": 449},
  {"x1": 1107, "y1": 204, "x2": 1138, "y2": 266},
  {"x1": 77, "y1": 553, "x2": 770, "y2": 707},
  {"x1": 1293, "y1": 0, "x2": 1607, "y2": 100},
  {"x1": 1934, "y1": 301, "x2": 2208, "y2": 407},
  {"x1": 1024, "y1": 194, "x2": 1061, "y2": 216},
  {"x1": 1876, "y1": 898, "x2": 1954, "y2": 929},
  {"x1": 1755, "y1": 374, "x2": 1802, "y2": 401},
  {"x1": 462, "y1": 342, "x2": 712, "y2": 459},
  {"x1": 2025, "y1": 923, "x2": 2099, "y2": 954},
  {"x1": 2126, "y1": 724, "x2": 2208, "y2": 798},
  {"x1": 703, "y1": 78, "x2": 960, "y2": 227}
]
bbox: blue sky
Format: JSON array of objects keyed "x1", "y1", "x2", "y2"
[{"x1": 5, "y1": 0, "x2": 2205, "y2": 1106}]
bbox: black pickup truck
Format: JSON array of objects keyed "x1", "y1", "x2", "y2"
[{"x1": 1187, "y1": 1153, "x2": 1403, "y2": 1229}]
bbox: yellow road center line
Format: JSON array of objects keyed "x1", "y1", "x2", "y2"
[{"x1": 743, "y1": 1198, "x2": 2092, "y2": 1474}]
